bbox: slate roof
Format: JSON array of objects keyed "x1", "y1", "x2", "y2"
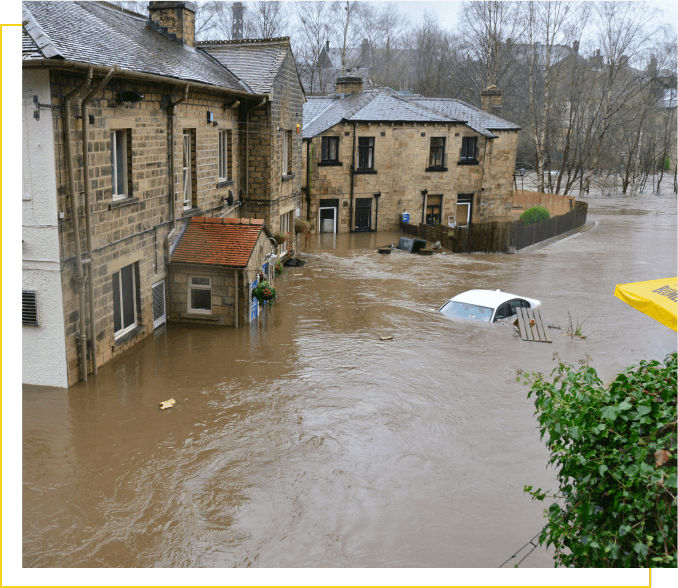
[
  {"x1": 302, "y1": 88, "x2": 520, "y2": 139},
  {"x1": 171, "y1": 217, "x2": 265, "y2": 268},
  {"x1": 198, "y1": 38, "x2": 289, "y2": 94},
  {"x1": 22, "y1": 26, "x2": 44, "y2": 60},
  {"x1": 22, "y1": 1, "x2": 252, "y2": 93}
]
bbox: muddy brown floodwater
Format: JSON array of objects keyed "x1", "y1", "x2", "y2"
[{"x1": 23, "y1": 194, "x2": 676, "y2": 568}]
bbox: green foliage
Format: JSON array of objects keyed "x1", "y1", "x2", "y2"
[
  {"x1": 274, "y1": 260, "x2": 284, "y2": 277},
  {"x1": 251, "y1": 281, "x2": 277, "y2": 307},
  {"x1": 520, "y1": 206, "x2": 550, "y2": 226},
  {"x1": 519, "y1": 352, "x2": 677, "y2": 567}
]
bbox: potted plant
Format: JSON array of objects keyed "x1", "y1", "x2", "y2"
[
  {"x1": 274, "y1": 231, "x2": 290, "y2": 245},
  {"x1": 274, "y1": 260, "x2": 284, "y2": 277},
  {"x1": 252, "y1": 281, "x2": 277, "y2": 307},
  {"x1": 294, "y1": 220, "x2": 312, "y2": 247}
]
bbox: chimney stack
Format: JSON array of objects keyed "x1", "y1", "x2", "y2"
[
  {"x1": 480, "y1": 85, "x2": 502, "y2": 116},
  {"x1": 148, "y1": 1, "x2": 196, "y2": 48},
  {"x1": 336, "y1": 76, "x2": 363, "y2": 94},
  {"x1": 573, "y1": 40, "x2": 579, "y2": 54},
  {"x1": 232, "y1": 2, "x2": 244, "y2": 40}
]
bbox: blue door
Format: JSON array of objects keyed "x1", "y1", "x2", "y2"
[{"x1": 250, "y1": 278, "x2": 258, "y2": 322}]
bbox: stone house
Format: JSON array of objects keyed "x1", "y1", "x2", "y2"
[
  {"x1": 21, "y1": 0, "x2": 303, "y2": 387},
  {"x1": 301, "y1": 77, "x2": 521, "y2": 234},
  {"x1": 169, "y1": 217, "x2": 274, "y2": 327}
]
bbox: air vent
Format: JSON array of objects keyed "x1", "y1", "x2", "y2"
[{"x1": 22, "y1": 290, "x2": 38, "y2": 325}]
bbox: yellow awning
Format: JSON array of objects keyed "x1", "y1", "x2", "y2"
[{"x1": 614, "y1": 277, "x2": 678, "y2": 331}]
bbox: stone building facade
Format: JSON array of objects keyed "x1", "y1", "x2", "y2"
[
  {"x1": 22, "y1": 1, "x2": 303, "y2": 387},
  {"x1": 301, "y1": 79, "x2": 520, "y2": 234}
]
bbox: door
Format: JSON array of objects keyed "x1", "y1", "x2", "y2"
[
  {"x1": 249, "y1": 278, "x2": 259, "y2": 322},
  {"x1": 425, "y1": 195, "x2": 442, "y2": 226},
  {"x1": 457, "y1": 194, "x2": 474, "y2": 226},
  {"x1": 152, "y1": 280, "x2": 166, "y2": 329},
  {"x1": 319, "y1": 207, "x2": 336, "y2": 233},
  {"x1": 355, "y1": 198, "x2": 372, "y2": 231}
]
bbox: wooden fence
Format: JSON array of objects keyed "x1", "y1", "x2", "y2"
[
  {"x1": 400, "y1": 201, "x2": 588, "y2": 253},
  {"x1": 512, "y1": 189, "x2": 576, "y2": 218}
]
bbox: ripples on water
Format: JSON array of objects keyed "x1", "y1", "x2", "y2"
[{"x1": 22, "y1": 194, "x2": 677, "y2": 568}]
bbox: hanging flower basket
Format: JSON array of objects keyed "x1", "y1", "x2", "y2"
[
  {"x1": 274, "y1": 232, "x2": 290, "y2": 245},
  {"x1": 274, "y1": 260, "x2": 284, "y2": 277},
  {"x1": 252, "y1": 281, "x2": 277, "y2": 306}
]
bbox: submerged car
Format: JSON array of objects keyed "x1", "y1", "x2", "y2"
[{"x1": 438, "y1": 289, "x2": 541, "y2": 322}]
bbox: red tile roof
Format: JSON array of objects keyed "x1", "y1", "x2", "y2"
[{"x1": 171, "y1": 217, "x2": 265, "y2": 268}]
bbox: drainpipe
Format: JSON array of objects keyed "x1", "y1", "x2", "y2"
[
  {"x1": 350, "y1": 122, "x2": 357, "y2": 232},
  {"x1": 245, "y1": 97, "x2": 268, "y2": 204},
  {"x1": 81, "y1": 65, "x2": 117, "y2": 376},
  {"x1": 306, "y1": 140, "x2": 312, "y2": 222},
  {"x1": 421, "y1": 189, "x2": 428, "y2": 224},
  {"x1": 64, "y1": 67, "x2": 93, "y2": 382},
  {"x1": 166, "y1": 83, "x2": 190, "y2": 251},
  {"x1": 234, "y1": 269, "x2": 239, "y2": 328}
]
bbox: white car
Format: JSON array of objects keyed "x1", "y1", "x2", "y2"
[{"x1": 438, "y1": 289, "x2": 541, "y2": 322}]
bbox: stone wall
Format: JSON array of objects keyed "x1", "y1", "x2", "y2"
[
  {"x1": 511, "y1": 189, "x2": 576, "y2": 218},
  {"x1": 48, "y1": 69, "x2": 247, "y2": 385},
  {"x1": 302, "y1": 121, "x2": 519, "y2": 233}
]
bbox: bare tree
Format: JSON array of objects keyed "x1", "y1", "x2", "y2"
[
  {"x1": 329, "y1": 1, "x2": 365, "y2": 75},
  {"x1": 294, "y1": 1, "x2": 332, "y2": 94},
  {"x1": 248, "y1": 1, "x2": 290, "y2": 39}
]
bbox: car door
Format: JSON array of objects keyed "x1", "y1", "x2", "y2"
[
  {"x1": 508, "y1": 298, "x2": 530, "y2": 316},
  {"x1": 493, "y1": 302, "x2": 512, "y2": 322}
]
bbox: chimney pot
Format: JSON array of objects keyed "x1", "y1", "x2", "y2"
[
  {"x1": 148, "y1": 1, "x2": 196, "y2": 48},
  {"x1": 232, "y1": 2, "x2": 244, "y2": 40}
]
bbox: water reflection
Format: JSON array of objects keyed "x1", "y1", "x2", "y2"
[{"x1": 23, "y1": 194, "x2": 677, "y2": 567}]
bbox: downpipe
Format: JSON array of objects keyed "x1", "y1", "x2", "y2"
[
  {"x1": 350, "y1": 122, "x2": 356, "y2": 233},
  {"x1": 64, "y1": 67, "x2": 93, "y2": 382},
  {"x1": 81, "y1": 65, "x2": 118, "y2": 376}
]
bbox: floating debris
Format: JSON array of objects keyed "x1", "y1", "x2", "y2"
[
  {"x1": 158, "y1": 398, "x2": 176, "y2": 410},
  {"x1": 379, "y1": 336, "x2": 393, "y2": 341}
]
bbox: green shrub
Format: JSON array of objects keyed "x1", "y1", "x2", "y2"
[
  {"x1": 520, "y1": 206, "x2": 550, "y2": 226},
  {"x1": 519, "y1": 352, "x2": 677, "y2": 567}
]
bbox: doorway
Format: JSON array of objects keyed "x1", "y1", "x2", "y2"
[
  {"x1": 319, "y1": 207, "x2": 336, "y2": 233},
  {"x1": 457, "y1": 194, "x2": 474, "y2": 226},
  {"x1": 425, "y1": 194, "x2": 442, "y2": 226},
  {"x1": 355, "y1": 198, "x2": 372, "y2": 231}
]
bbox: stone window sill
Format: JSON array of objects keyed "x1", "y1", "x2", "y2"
[
  {"x1": 113, "y1": 323, "x2": 145, "y2": 348},
  {"x1": 182, "y1": 207, "x2": 202, "y2": 218},
  {"x1": 282, "y1": 173, "x2": 295, "y2": 182},
  {"x1": 319, "y1": 161, "x2": 342, "y2": 167},
  {"x1": 180, "y1": 312, "x2": 220, "y2": 321},
  {"x1": 457, "y1": 160, "x2": 480, "y2": 166},
  {"x1": 425, "y1": 166, "x2": 448, "y2": 172},
  {"x1": 217, "y1": 179, "x2": 234, "y2": 188},
  {"x1": 353, "y1": 169, "x2": 377, "y2": 175},
  {"x1": 109, "y1": 197, "x2": 139, "y2": 210}
]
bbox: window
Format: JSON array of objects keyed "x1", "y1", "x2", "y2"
[
  {"x1": 357, "y1": 137, "x2": 374, "y2": 170},
  {"x1": 218, "y1": 130, "x2": 229, "y2": 181},
  {"x1": 183, "y1": 129, "x2": 196, "y2": 209},
  {"x1": 321, "y1": 136, "x2": 339, "y2": 162},
  {"x1": 188, "y1": 276, "x2": 212, "y2": 314},
  {"x1": 113, "y1": 263, "x2": 138, "y2": 338},
  {"x1": 279, "y1": 210, "x2": 293, "y2": 254},
  {"x1": 425, "y1": 194, "x2": 442, "y2": 226},
  {"x1": 282, "y1": 131, "x2": 292, "y2": 175},
  {"x1": 110, "y1": 129, "x2": 129, "y2": 199},
  {"x1": 428, "y1": 137, "x2": 446, "y2": 168},
  {"x1": 460, "y1": 136, "x2": 478, "y2": 162},
  {"x1": 22, "y1": 290, "x2": 38, "y2": 325}
]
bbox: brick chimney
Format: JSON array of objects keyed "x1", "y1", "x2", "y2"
[
  {"x1": 336, "y1": 76, "x2": 363, "y2": 94},
  {"x1": 232, "y1": 2, "x2": 244, "y2": 40},
  {"x1": 148, "y1": 2, "x2": 196, "y2": 47},
  {"x1": 480, "y1": 85, "x2": 502, "y2": 116}
]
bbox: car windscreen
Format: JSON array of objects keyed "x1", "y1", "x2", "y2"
[{"x1": 439, "y1": 301, "x2": 494, "y2": 321}]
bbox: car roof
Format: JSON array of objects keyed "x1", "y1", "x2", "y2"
[{"x1": 450, "y1": 289, "x2": 538, "y2": 308}]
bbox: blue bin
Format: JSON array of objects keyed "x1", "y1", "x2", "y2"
[{"x1": 402, "y1": 211, "x2": 410, "y2": 223}]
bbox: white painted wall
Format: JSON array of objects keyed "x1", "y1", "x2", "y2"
[{"x1": 22, "y1": 69, "x2": 68, "y2": 388}]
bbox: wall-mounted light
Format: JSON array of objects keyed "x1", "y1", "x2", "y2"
[{"x1": 213, "y1": 120, "x2": 219, "y2": 127}]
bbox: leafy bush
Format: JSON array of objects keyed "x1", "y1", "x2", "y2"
[
  {"x1": 273, "y1": 260, "x2": 284, "y2": 277},
  {"x1": 520, "y1": 206, "x2": 550, "y2": 226},
  {"x1": 251, "y1": 281, "x2": 277, "y2": 307},
  {"x1": 519, "y1": 352, "x2": 677, "y2": 567}
]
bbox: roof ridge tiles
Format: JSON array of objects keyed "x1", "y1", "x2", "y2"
[
  {"x1": 197, "y1": 37, "x2": 290, "y2": 46},
  {"x1": 91, "y1": 0, "x2": 148, "y2": 20}
]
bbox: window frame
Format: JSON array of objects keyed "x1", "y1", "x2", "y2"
[
  {"x1": 218, "y1": 130, "x2": 228, "y2": 182},
  {"x1": 113, "y1": 263, "x2": 138, "y2": 339},
  {"x1": 460, "y1": 136, "x2": 478, "y2": 163},
  {"x1": 357, "y1": 137, "x2": 375, "y2": 170},
  {"x1": 282, "y1": 131, "x2": 292, "y2": 176},
  {"x1": 428, "y1": 137, "x2": 446, "y2": 169},
  {"x1": 321, "y1": 136, "x2": 339, "y2": 163},
  {"x1": 279, "y1": 210, "x2": 293, "y2": 255},
  {"x1": 110, "y1": 129, "x2": 129, "y2": 201},
  {"x1": 188, "y1": 275, "x2": 213, "y2": 315},
  {"x1": 182, "y1": 129, "x2": 196, "y2": 210}
]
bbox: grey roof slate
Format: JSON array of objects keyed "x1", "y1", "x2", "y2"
[
  {"x1": 22, "y1": 26, "x2": 44, "y2": 60},
  {"x1": 198, "y1": 39, "x2": 289, "y2": 94},
  {"x1": 302, "y1": 88, "x2": 520, "y2": 139},
  {"x1": 22, "y1": 1, "x2": 252, "y2": 93}
]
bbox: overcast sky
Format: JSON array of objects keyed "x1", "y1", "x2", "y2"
[{"x1": 380, "y1": 0, "x2": 677, "y2": 33}]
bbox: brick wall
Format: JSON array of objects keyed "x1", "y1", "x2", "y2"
[{"x1": 302, "y1": 121, "x2": 518, "y2": 233}]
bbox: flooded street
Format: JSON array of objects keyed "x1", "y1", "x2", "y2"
[{"x1": 22, "y1": 194, "x2": 676, "y2": 568}]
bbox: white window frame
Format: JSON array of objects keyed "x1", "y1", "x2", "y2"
[
  {"x1": 282, "y1": 131, "x2": 289, "y2": 176},
  {"x1": 279, "y1": 211, "x2": 293, "y2": 255},
  {"x1": 218, "y1": 130, "x2": 228, "y2": 181},
  {"x1": 188, "y1": 275, "x2": 212, "y2": 314},
  {"x1": 113, "y1": 263, "x2": 138, "y2": 339},
  {"x1": 183, "y1": 130, "x2": 193, "y2": 209},
  {"x1": 111, "y1": 129, "x2": 128, "y2": 200}
]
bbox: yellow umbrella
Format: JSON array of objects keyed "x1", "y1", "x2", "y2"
[{"x1": 614, "y1": 277, "x2": 677, "y2": 332}]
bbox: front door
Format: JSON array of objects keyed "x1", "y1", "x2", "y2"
[
  {"x1": 457, "y1": 194, "x2": 473, "y2": 226},
  {"x1": 425, "y1": 195, "x2": 442, "y2": 226},
  {"x1": 355, "y1": 198, "x2": 372, "y2": 231},
  {"x1": 319, "y1": 207, "x2": 336, "y2": 233}
]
